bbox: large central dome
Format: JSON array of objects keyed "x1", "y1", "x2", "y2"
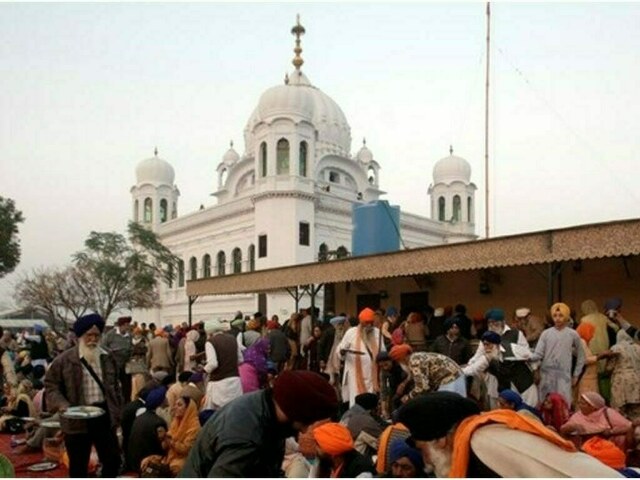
[{"x1": 243, "y1": 17, "x2": 351, "y2": 157}]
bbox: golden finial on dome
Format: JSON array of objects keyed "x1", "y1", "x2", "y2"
[
  {"x1": 363, "y1": 137, "x2": 367, "y2": 146},
  {"x1": 291, "y1": 14, "x2": 306, "y2": 70},
  {"x1": 230, "y1": 140, "x2": 234, "y2": 148}
]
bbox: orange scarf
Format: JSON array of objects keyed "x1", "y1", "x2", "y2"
[
  {"x1": 354, "y1": 326, "x2": 380, "y2": 395},
  {"x1": 164, "y1": 400, "x2": 201, "y2": 474},
  {"x1": 449, "y1": 409, "x2": 576, "y2": 478}
]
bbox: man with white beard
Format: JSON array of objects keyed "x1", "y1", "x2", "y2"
[
  {"x1": 45, "y1": 313, "x2": 123, "y2": 478},
  {"x1": 398, "y1": 391, "x2": 622, "y2": 477},
  {"x1": 338, "y1": 308, "x2": 385, "y2": 407},
  {"x1": 466, "y1": 308, "x2": 538, "y2": 408}
]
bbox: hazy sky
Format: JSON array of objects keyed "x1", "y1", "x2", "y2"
[{"x1": 2, "y1": 2, "x2": 640, "y2": 308}]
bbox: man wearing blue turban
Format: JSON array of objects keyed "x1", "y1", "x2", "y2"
[{"x1": 44, "y1": 313, "x2": 123, "y2": 477}]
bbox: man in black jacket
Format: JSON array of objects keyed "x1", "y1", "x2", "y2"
[
  {"x1": 44, "y1": 313, "x2": 123, "y2": 478},
  {"x1": 179, "y1": 370, "x2": 338, "y2": 477}
]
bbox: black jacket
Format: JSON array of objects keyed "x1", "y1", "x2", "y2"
[
  {"x1": 268, "y1": 328, "x2": 290, "y2": 363},
  {"x1": 128, "y1": 410, "x2": 167, "y2": 473},
  {"x1": 339, "y1": 450, "x2": 376, "y2": 478},
  {"x1": 178, "y1": 389, "x2": 286, "y2": 478}
]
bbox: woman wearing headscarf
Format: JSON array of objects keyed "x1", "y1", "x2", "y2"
[
  {"x1": 560, "y1": 391, "x2": 632, "y2": 450},
  {"x1": 539, "y1": 392, "x2": 571, "y2": 432},
  {"x1": 607, "y1": 329, "x2": 640, "y2": 412},
  {"x1": 238, "y1": 337, "x2": 270, "y2": 393},
  {"x1": 183, "y1": 330, "x2": 200, "y2": 373},
  {"x1": 574, "y1": 322, "x2": 601, "y2": 404},
  {"x1": 403, "y1": 312, "x2": 428, "y2": 352},
  {"x1": 129, "y1": 327, "x2": 149, "y2": 401},
  {"x1": 0, "y1": 379, "x2": 36, "y2": 430},
  {"x1": 283, "y1": 313, "x2": 302, "y2": 371},
  {"x1": 140, "y1": 396, "x2": 201, "y2": 476}
]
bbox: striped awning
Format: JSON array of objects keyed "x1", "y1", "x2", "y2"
[{"x1": 187, "y1": 218, "x2": 640, "y2": 296}]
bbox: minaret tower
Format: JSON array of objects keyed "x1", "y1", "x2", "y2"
[{"x1": 131, "y1": 147, "x2": 180, "y2": 231}]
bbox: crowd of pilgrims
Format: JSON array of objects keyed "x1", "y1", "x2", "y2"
[{"x1": 1, "y1": 296, "x2": 640, "y2": 477}]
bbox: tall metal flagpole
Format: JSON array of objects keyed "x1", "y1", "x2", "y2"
[{"x1": 484, "y1": 2, "x2": 491, "y2": 239}]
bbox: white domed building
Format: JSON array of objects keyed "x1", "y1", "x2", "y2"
[{"x1": 131, "y1": 18, "x2": 476, "y2": 325}]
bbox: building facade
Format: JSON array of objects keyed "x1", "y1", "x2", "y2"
[{"x1": 130, "y1": 18, "x2": 477, "y2": 325}]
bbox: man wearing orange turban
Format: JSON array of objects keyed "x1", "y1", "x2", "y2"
[
  {"x1": 573, "y1": 321, "x2": 601, "y2": 404},
  {"x1": 529, "y1": 302, "x2": 585, "y2": 406},
  {"x1": 358, "y1": 307, "x2": 376, "y2": 324},
  {"x1": 313, "y1": 422, "x2": 376, "y2": 478},
  {"x1": 338, "y1": 308, "x2": 386, "y2": 407},
  {"x1": 389, "y1": 344, "x2": 412, "y2": 363}
]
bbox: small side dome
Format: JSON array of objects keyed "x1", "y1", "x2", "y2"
[
  {"x1": 222, "y1": 141, "x2": 240, "y2": 165},
  {"x1": 135, "y1": 149, "x2": 175, "y2": 185},
  {"x1": 433, "y1": 147, "x2": 471, "y2": 184},
  {"x1": 356, "y1": 138, "x2": 373, "y2": 163}
]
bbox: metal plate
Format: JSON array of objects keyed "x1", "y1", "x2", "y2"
[
  {"x1": 40, "y1": 420, "x2": 61, "y2": 429},
  {"x1": 27, "y1": 461, "x2": 58, "y2": 472},
  {"x1": 62, "y1": 405, "x2": 105, "y2": 419}
]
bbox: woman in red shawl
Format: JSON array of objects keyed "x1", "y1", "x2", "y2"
[{"x1": 539, "y1": 392, "x2": 571, "y2": 432}]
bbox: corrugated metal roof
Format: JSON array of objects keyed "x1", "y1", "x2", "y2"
[
  {"x1": 0, "y1": 319, "x2": 49, "y2": 329},
  {"x1": 187, "y1": 218, "x2": 640, "y2": 297}
]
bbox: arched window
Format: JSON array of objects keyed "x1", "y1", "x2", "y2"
[
  {"x1": 172, "y1": 202, "x2": 177, "y2": 219},
  {"x1": 318, "y1": 243, "x2": 328, "y2": 262},
  {"x1": 217, "y1": 251, "x2": 226, "y2": 276},
  {"x1": 189, "y1": 256, "x2": 197, "y2": 280},
  {"x1": 453, "y1": 195, "x2": 461, "y2": 222},
  {"x1": 299, "y1": 141, "x2": 308, "y2": 177},
  {"x1": 438, "y1": 196, "x2": 445, "y2": 221},
  {"x1": 144, "y1": 198, "x2": 153, "y2": 223},
  {"x1": 178, "y1": 259, "x2": 185, "y2": 287},
  {"x1": 160, "y1": 199, "x2": 168, "y2": 223},
  {"x1": 134, "y1": 200, "x2": 139, "y2": 222},
  {"x1": 277, "y1": 138, "x2": 289, "y2": 175},
  {"x1": 248, "y1": 244, "x2": 256, "y2": 272},
  {"x1": 232, "y1": 248, "x2": 242, "y2": 273},
  {"x1": 367, "y1": 166, "x2": 376, "y2": 184},
  {"x1": 167, "y1": 263, "x2": 174, "y2": 288},
  {"x1": 202, "y1": 254, "x2": 211, "y2": 278},
  {"x1": 220, "y1": 168, "x2": 228, "y2": 186},
  {"x1": 260, "y1": 142, "x2": 267, "y2": 177},
  {"x1": 336, "y1": 246, "x2": 349, "y2": 259},
  {"x1": 467, "y1": 196, "x2": 472, "y2": 222}
]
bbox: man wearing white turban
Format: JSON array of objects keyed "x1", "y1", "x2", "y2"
[{"x1": 203, "y1": 319, "x2": 243, "y2": 410}]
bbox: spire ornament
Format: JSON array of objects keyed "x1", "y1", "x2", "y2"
[
  {"x1": 291, "y1": 14, "x2": 306, "y2": 71},
  {"x1": 449, "y1": 145, "x2": 453, "y2": 155},
  {"x1": 154, "y1": 146, "x2": 158, "y2": 157}
]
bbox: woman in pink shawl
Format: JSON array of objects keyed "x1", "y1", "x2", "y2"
[
  {"x1": 560, "y1": 391, "x2": 632, "y2": 450},
  {"x1": 238, "y1": 338, "x2": 270, "y2": 393}
]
